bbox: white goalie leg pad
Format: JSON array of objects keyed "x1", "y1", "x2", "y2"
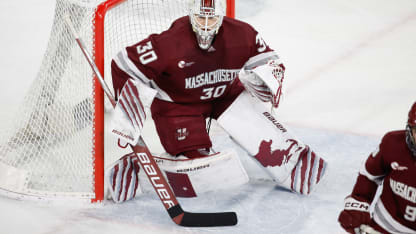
[
  {"x1": 105, "y1": 152, "x2": 142, "y2": 203},
  {"x1": 217, "y1": 91, "x2": 327, "y2": 194},
  {"x1": 154, "y1": 148, "x2": 249, "y2": 197}
]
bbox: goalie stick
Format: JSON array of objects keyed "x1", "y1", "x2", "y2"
[{"x1": 64, "y1": 16, "x2": 237, "y2": 227}]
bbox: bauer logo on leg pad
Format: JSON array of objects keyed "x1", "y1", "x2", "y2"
[{"x1": 262, "y1": 112, "x2": 287, "y2": 133}]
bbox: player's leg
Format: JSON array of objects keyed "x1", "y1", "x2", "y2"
[
  {"x1": 150, "y1": 99, "x2": 213, "y2": 157},
  {"x1": 149, "y1": 100, "x2": 248, "y2": 197},
  {"x1": 216, "y1": 89, "x2": 327, "y2": 195}
]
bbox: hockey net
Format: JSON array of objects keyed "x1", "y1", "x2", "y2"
[{"x1": 0, "y1": 0, "x2": 235, "y2": 202}]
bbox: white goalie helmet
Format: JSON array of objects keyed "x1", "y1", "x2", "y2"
[{"x1": 189, "y1": 0, "x2": 226, "y2": 50}]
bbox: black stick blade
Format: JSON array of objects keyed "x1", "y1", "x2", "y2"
[{"x1": 180, "y1": 211, "x2": 238, "y2": 227}]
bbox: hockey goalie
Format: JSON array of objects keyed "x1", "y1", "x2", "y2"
[
  {"x1": 106, "y1": 0, "x2": 328, "y2": 203},
  {"x1": 338, "y1": 102, "x2": 416, "y2": 234}
]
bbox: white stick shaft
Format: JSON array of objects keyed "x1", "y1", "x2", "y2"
[{"x1": 64, "y1": 15, "x2": 116, "y2": 106}]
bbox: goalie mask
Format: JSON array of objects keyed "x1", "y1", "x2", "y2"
[
  {"x1": 189, "y1": 0, "x2": 226, "y2": 50},
  {"x1": 406, "y1": 102, "x2": 416, "y2": 157}
]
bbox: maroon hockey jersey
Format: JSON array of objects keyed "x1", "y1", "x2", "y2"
[
  {"x1": 111, "y1": 16, "x2": 280, "y2": 104},
  {"x1": 351, "y1": 130, "x2": 416, "y2": 233}
]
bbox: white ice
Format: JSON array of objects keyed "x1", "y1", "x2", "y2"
[{"x1": 0, "y1": 0, "x2": 415, "y2": 233}]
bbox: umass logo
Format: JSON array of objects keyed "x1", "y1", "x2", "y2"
[{"x1": 176, "y1": 128, "x2": 189, "y2": 141}]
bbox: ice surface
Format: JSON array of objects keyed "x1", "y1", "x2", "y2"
[{"x1": 0, "y1": 0, "x2": 415, "y2": 233}]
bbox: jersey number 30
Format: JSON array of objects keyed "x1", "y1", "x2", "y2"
[
  {"x1": 201, "y1": 85, "x2": 227, "y2": 100},
  {"x1": 137, "y1": 41, "x2": 158, "y2": 64}
]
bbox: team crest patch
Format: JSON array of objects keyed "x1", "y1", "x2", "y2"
[{"x1": 176, "y1": 128, "x2": 189, "y2": 141}]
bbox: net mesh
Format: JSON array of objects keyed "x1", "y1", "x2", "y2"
[{"x1": 0, "y1": 0, "x2": 190, "y2": 200}]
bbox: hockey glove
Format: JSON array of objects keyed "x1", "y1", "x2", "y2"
[
  {"x1": 239, "y1": 60, "x2": 284, "y2": 108},
  {"x1": 106, "y1": 152, "x2": 141, "y2": 203},
  {"x1": 338, "y1": 196, "x2": 371, "y2": 234}
]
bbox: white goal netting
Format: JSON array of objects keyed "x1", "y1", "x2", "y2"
[{"x1": 0, "y1": 0, "x2": 190, "y2": 201}]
